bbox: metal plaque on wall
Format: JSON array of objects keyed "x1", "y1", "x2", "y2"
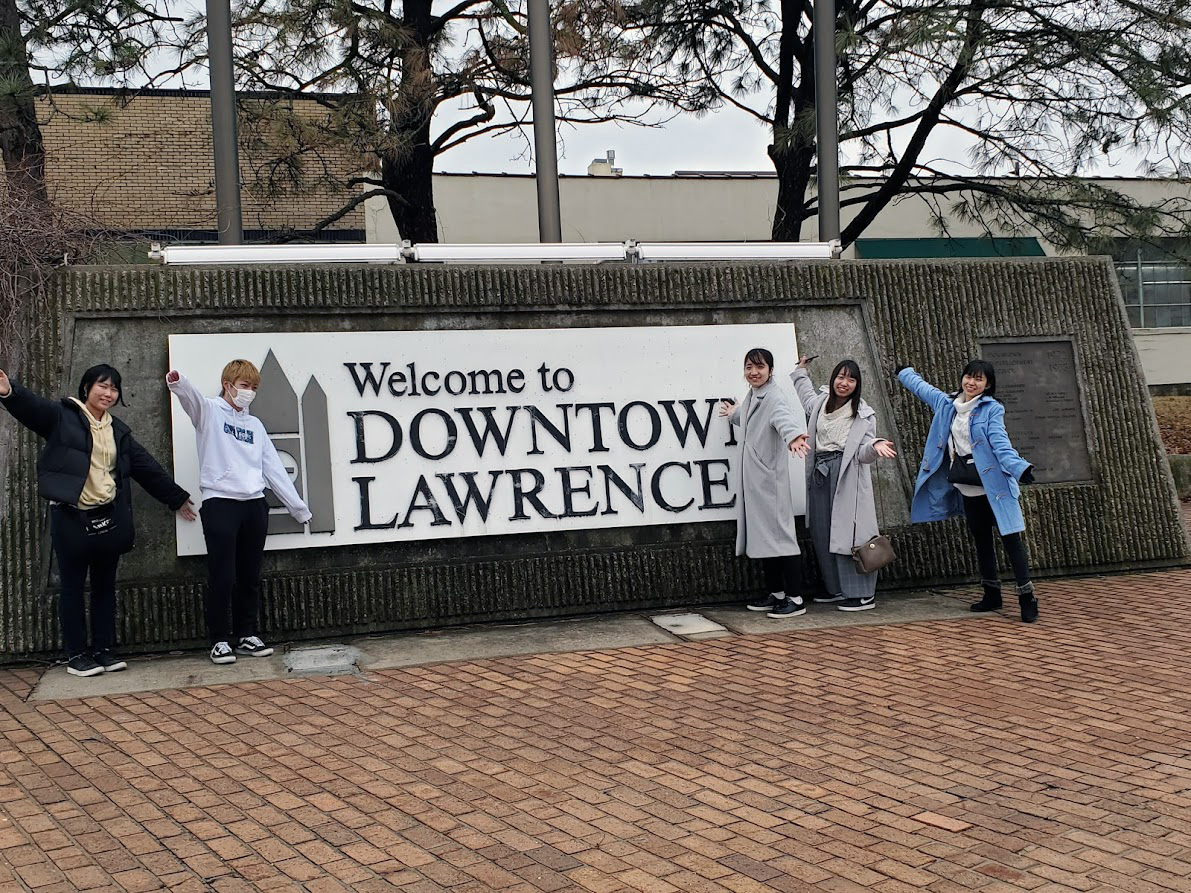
[{"x1": 981, "y1": 340, "x2": 1093, "y2": 484}]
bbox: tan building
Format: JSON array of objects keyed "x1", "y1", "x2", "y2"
[{"x1": 36, "y1": 88, "x2": 367, "y2": 238}]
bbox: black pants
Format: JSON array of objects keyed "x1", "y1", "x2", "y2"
[
  {"x1": 200, "y1": 497, "x2": 269, "y2": 645},
  {"x1": 761, "y1": 555, "x2": 802, "y2": 600},
  {"x1": 962, "y1": 494, "x2": 1031, "y2": 589},
  {"x1": 51, "y1": 507, "x2": 121, "y2": 657}
]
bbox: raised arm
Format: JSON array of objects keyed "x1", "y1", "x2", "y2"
[
  {"x1": 262, "y1": 438, "x2": 312, "y2": 523},
  {"x1": 896, "y1": 366, "x2": 953, "y2": 414},
  {"x1": 789, "y1": 367, "x2": 817, "y2": 418},
  {"x1": 0, "y1": 372, "x2": 63, "y2": 439},
  {"x1": 165, "y1": 371, "x2": 211, "y2": 430}
]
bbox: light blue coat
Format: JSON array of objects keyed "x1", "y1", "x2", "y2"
[{"x1": 897, "y1": 367, "x2": 1032, "y2": 535}]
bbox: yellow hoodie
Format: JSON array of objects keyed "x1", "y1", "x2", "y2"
[{"x1": 68, "y1": 398, "x2": 116, "y2": 508}]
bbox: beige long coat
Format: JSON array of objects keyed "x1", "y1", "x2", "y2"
[{"x1": 791, "y1": 368, "x2": 882, "y2": 554}]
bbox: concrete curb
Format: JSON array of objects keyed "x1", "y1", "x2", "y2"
[{"x1": 27, "y1": 588, "x2": 984, "y2": 701}]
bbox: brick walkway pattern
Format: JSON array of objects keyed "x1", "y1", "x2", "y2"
[{"x1": 2, "y1": 568, "x2": 1191, "y2": 893}]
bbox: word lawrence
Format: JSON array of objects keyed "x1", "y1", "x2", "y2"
[{"x1": 343, "y1": 362, "x2": 739, "y2": 531}]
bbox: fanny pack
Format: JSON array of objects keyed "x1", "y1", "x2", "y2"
[
  {"x1": 79, "y1": 502, "x2": 118, "y2": 537},
  {"x1": 56, "y1": 498, "x2": 134, "y2": 555}
]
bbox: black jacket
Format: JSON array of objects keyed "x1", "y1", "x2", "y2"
[{"x1": 0, "y1": 380, "x2": 189, "y2": 512}]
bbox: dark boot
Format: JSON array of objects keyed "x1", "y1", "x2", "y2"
[
  {"x1": 970, "y1": 580, "x2": 1002, "y2": 612},
  {"x1": 1017, "y1": 582, "x2": 1039, "y2": 623}
]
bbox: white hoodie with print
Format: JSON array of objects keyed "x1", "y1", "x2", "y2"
[{"x1": 168, "y1": 373, "x2": 312, "y2": 523}]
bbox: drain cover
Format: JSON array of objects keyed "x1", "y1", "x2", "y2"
[
  {"x1": 649, "y1": 613, "x2": 729, "y2": 638},
  {"x1": 283, "y1": 644, "x2": 360, "y2": 676}
]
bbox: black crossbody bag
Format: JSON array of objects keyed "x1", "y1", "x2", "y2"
[
  {"x1": 57, "y1": 497, "x2": 135, "y2": 555},
  {"x1": 946, "y1": 452, "x2": 982, "y2": 486}
]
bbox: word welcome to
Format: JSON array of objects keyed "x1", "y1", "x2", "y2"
[{"x1": 345, "y1": 361, "x2": 575, "y2": 399}]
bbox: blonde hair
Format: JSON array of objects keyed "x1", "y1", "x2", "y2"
[{"x1": 221, "y1": 359, "x2": 260, "y2": 389}]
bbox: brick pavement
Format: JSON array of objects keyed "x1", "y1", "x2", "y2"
[{"x1": 2, "y1": 566, "x2": 1191, "y2": 893}]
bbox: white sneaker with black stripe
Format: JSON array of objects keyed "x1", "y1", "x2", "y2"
[
  {"x1": 235, "y1": 636, "x2": 274, "y2": 657},
  {"x1": 210, "y1": 641, "x2": 236, "y2": 664}
]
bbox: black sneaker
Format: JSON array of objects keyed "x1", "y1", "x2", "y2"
[
  {"x1": 235, "y1": 636, "x2": 274, "y2": 657},
  {"x1": 813, "y1": 594, "x2": 846, "y2": 604},
  {"x1": 210, "y1": 642, "x2": 237, "y2": 664},
  {"x1": 93, "y1": 651, "x2": 127, "y2": 673},
  {"x1": 66, "y1": 654, "x2": 104, "y2": 677},
  {"x1": 838, "y1": 596, "x2": 876, "y2": 612},
  {"x1": 766, "y1": 596, "x2": 807, "y2": 618},
  {"x1": 746, "y1": 594, "x2": 782, "y2": 612}
]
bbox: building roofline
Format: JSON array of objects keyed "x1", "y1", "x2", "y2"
[
  {"x1": 432, "y1": 170, "x2": 1190, "y2": 184},
  {"x1": 36, "y1": 85, "x2": 352, "y2": 102}
]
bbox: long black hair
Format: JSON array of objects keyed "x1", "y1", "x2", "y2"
[
  {"x1": 960, "y1": 359, "x2": 997, "y2": 400},
  {"x1": 825, "y1": 359, "x2": 862, "y2": 417},
  {"x1": 77, "y1": 364, "x2": 127, "y2": 406}
]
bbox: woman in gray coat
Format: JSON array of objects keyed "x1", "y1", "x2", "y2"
[
  {"x1": 719, "y1": 348, "x2": 811, "y2": 618},
  {"x1": 791, "y1": 357, "x2": 897, "y2": 611}
]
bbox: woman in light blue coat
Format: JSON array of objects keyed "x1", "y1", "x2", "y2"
[
  {"x1": 896, "y1": 361, "x2": 1039, "y2": 622},
  {"x1": 719, "y1": 348, "x2": 810, "y2": 618}
]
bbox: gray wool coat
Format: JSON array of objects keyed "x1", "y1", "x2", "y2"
[
  {"x1": 791, "y1": 368, "x2": 883, "y2": 554},
  {"x1": 728, "y1": 378, "x2": 807, "y2": 558}
]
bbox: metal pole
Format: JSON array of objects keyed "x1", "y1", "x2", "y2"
[
  {"x1": 528, "y1": 0, "x2": 562, "y2": 242},
  {"x1": 813, "y1": 0, "x2": 840, "y2": 243},
  {"x1": 1136, "y1": 249, "x2": 1145, "y2": 327},
  {"x1": 208, "y1": 0, "x2": 243, "y2": 244}
]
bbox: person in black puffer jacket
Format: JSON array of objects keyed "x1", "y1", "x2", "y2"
[{"x1": 0, "y1": 364, "x2": 196, "y2": 677}]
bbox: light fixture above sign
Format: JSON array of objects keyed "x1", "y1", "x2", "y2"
[{"x1": 148, "y1": 240, "x2": 840, "y2": 265}]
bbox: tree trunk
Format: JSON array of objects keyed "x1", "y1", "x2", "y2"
[
  {"x1": 769, "y1": 141, "x2": 817, "y2": 242},
  {"x1": 381, "y1": 123, "x2": 439, "y2": 243},
  {"x1": 381, "y1": 0, "x2": 440, "y2": 243},
  {"x1": 0, "y1": 0, "x2": 49, "y2": 205},
  {"x1": 768, "y1": 2, "x2": 816, "y2": 242}
]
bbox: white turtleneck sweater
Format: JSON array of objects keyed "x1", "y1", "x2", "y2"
[
  {"x1": 950, "y1": 395, "x2": 985, "y2": 497},
  {"x1": 815, "y1": 400, "x2": 854, "y2": 452}
]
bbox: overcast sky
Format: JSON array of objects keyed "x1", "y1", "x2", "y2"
[{"x1": 438, "y1": 106, "x2": 778, "y2": 176}]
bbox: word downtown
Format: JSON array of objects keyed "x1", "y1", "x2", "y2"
[{"x1": 343, "y1": 363, "x2": 741, "y2": 530}]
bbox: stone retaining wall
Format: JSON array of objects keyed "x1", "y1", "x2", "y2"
[{"x1": 0, "y1": 258, "x2": 1185, "y2": 657}]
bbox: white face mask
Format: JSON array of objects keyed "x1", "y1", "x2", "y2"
[{"x1": 231, "y1": 387, "x2": 256, "y2": 409}]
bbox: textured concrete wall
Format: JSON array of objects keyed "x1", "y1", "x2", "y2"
[{"x1": 0, "y1": 258, "x2": 1185, "y2": 657}]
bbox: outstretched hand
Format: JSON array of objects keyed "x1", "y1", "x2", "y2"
[
  {"x1": 0, "y1": 368, "x2": 10, "y2": 398},
  {"x1": 797, "y1": 355, "x2": 813, "y2": 369},
  {"x1": 788, "y1": 434, "x2": 810, "y2": 458},
  {"x1": 873, "y1": 440, "x2": 897, "y2": 460},
  {"x1": 165, "y1": 370, "x2": 180, "y2": 384},
  {"x1": 177, "y1": 499, "x2": 197, "y2": 522},
  {"x1": 719, "y1": 399, "x2": 737, "y2": 418}
]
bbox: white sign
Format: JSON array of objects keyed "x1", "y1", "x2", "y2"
[{"x1": 168, "y1": 324, "x2": 804, "y2": 555}]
